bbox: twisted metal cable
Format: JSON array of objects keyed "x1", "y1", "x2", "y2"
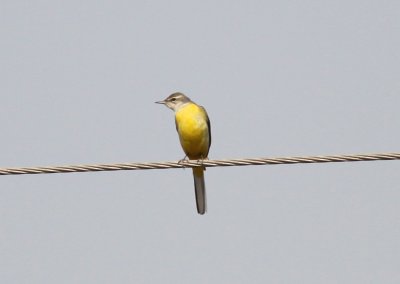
[{"x1": 0, "y1": 152, "x2": 399, "y2": 176}]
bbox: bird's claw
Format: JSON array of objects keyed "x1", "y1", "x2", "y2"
[{"x1": 178, "y1": 156, "x2": 189, "y2": 168}]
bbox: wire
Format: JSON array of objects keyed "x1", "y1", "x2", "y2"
[{"x1": 0, "y1": 152, "x2": 399, "y2": 176}]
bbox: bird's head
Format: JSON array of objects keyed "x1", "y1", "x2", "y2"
[{"x1": 155, "y1": 92, "x2": 191, "y2": 111}]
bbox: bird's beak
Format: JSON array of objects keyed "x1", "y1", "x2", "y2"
[{"x1": 155, "y1": 100, "x2": 166, "y2": 104}]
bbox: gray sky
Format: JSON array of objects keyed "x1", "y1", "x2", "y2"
[{"x1": 1, "y1": 1, "x2": 399, "y2": 283}]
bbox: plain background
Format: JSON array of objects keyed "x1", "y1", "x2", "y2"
[{"x1": 1, "y1": 1, "x2": 399, "y2": 283}]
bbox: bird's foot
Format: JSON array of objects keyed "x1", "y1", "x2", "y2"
[
  {"x1": 178, "y1": 156, "x2": 189, "y2": 168},
  {"x1": 196, "y1": 156, "x2": 208, "y2": 169}
]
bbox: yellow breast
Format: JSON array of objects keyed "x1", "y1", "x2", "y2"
[{"x1": 175, "y1": 103, "x2": 210, "y2": 159}]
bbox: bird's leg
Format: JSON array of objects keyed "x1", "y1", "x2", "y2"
[
  {"x1": 178, "y1": 155, "x2": 189, "y2": 167},
  {"x1": 196, "y1": 155, "x2": 208, "y2": 169}
]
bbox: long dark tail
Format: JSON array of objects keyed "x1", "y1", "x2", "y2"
[{"x1": 192, "y1": 167, "x2": 206, "y2": 215}]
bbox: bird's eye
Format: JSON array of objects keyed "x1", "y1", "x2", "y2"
[{"x1": 170, "y1": 98, "x2": 176, "y2": 102}]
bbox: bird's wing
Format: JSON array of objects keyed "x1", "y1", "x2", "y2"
[{"x1": 200, "y1": 106, "x2": 211, "y2": 156}]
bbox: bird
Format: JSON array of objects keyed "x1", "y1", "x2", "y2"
[{"x1": 156, "y1": 92, "x2": 211, "y2": 214}]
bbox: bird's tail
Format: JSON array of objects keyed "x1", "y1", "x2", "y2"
[{"x1": 192, "y1": 167, "x2": 206, "y2": 215}]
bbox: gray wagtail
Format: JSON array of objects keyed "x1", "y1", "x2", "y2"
[{"x1": 156, "y1": 92, "x2": 211, "y2": 214}]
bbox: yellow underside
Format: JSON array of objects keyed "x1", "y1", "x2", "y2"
[{"x1": 175, "y1": 103, "x2": 210, "y2": 159}]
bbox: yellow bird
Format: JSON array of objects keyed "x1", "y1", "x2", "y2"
[{"x1": 156, "y1": 92, "x2": 211, "y2": 215}]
